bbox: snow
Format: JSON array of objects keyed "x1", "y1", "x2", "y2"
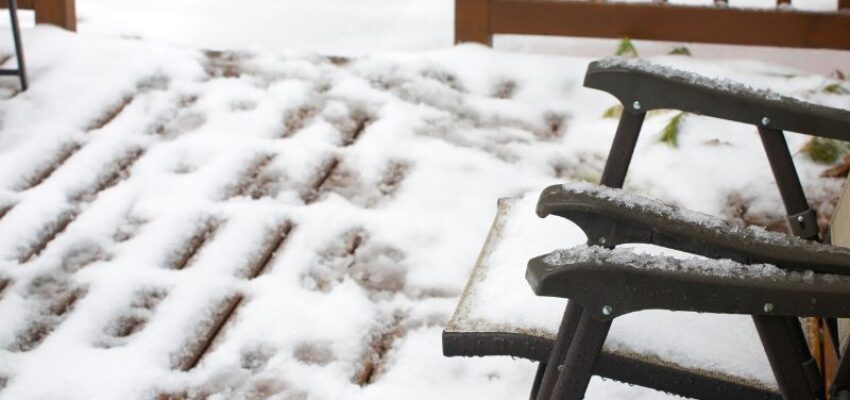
[
  {"x1": 543, "y1": 245, "x2": 813, "y2": 281},
  {"x1": 449, "y1": 193, "x2": 778, "y2": 392},
  {"x1": 557, "y1": 181, "x2": 850, "y2": 256},
  {"x1": 595, "y1": 56, "x2": 790, "y2": 101},
  {"x1": 0, "y1": 2, "x2": 847, "y2": 399}
]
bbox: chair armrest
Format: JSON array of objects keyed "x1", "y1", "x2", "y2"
[
  {"x1": 537, "y1": 183, "x2": 850, "y2": 275},
  {"x1": 526, "y1": 246, "x2": 850, "y2": 321},
  {"x1": 586, "y1": 59, "x2": 850, "y2": 141}
]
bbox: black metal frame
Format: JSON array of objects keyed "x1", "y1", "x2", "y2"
[
  {"x1": 1, "y1": 0, "x2": 27, "y2": 91},
  {"x1": 442, "y1": 60, "x2": 850, "y2": 399}
]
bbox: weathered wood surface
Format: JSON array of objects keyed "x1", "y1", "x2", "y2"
[
  {"x1": 458, "y1": 0, "x2": 850, "y2": 50},
  {"x1": 0, "y1": 0, "x2": 76, "y2": 31}
]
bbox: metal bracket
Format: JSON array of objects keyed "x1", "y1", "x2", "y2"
[{"x1": 787, "y1": 208, "x2": 819, "y2": 240}]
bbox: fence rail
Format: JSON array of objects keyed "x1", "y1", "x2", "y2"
[
  {"x1": 0, "y1": 0, "x2": 75, "y2": 31},
  {"x1": 457, "y1": 0, "x2": 850, "y2": 49}
]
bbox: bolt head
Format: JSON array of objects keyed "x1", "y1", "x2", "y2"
[
  {"x1": 598, "y1": 236, "x2": 607, "y2": 245},
  {"x1": 764, "y1": 303, "x2": 774, "y2": 313},
  {"x1": 797, "y1": 215, "x2": 805, "y2": 223},
  {"x1": 761, "y1": 117, "x2": 770, "y2": 126},
  {"x1": 632, "y1": 101, "x2": 642, "y2": 111},
  {"x1": 602, "y1": 305, "x2": 613, "y2": 316}
]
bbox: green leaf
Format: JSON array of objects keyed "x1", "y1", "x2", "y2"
[
  {"x1": 616, "y1": 37, "x2": 638, "y2": 58},
  {"x1": 602, "y1": 104, "x2": 623, "y2": 119},
  {"x1": 669, "y1": 46, "x2": 691, "y2": 56},
  {"x1": 659, "y1": 113, "x2": 685, "y2": 148},
  {"x1": 823, "y1": 83, "x2": 849, "y2": 95},
  {"x1": 801, "y1": 137, "x2": 850, "y2": 164}
]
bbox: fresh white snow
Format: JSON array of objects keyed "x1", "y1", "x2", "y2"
[
  {"x1": 0, "y1": 1, "x2": 847, "y2": 398},
  {"x1": 448, "y1": 193, "x2": 779, "y2": 393}
]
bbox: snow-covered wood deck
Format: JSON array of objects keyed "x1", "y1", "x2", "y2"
[{"x1": 0, "y1": 27, "x2": 847, "y2": 400}]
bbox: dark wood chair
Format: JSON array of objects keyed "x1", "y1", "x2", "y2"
[{"x1": 444, "y1": 59, "x2": 850, "y2": 399}]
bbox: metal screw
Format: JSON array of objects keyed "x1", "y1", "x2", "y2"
[
  {"x1": 764, "y1": 303, "x2": 774, "y2": 313},
  {"x1": 797, "y1": 215, "x2": 804, "y2": 223},
  {"x1": 602, "y1": 305, "x2": 613, "y2": 316},
  {"x1": 761, "y1": 117, "x2": 770, "y2": 126},
  {"x1": 598, "y1": 236, "x2": 607, "y2": 245},
  {"x1": 632, "y1": 101, "x2": 642, "y2": 111}
]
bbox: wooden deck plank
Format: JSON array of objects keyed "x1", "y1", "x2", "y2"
[{"x1": 172, "y1": 295, "x2": 243, "y2": 371}]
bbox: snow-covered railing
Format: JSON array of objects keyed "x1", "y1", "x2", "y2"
[
  {"x1": 456, "y1": 0, "x2": 850, "y2": 49},
  {"x1": 0, "y1": 0, "x2": 75, "y2": 31}
]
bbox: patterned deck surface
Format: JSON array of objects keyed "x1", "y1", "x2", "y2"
[{"x1": 0, "y1": 28, "x2": 846, "y2": 400}]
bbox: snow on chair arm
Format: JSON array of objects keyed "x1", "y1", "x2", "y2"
[
  {"x1": 526, "y1": 246, "x2": 850, "y2": 321},
  {"x1": 585, "y1": 58, "x2": 850, "y2": 141},
  {"x1": 536, "y1": 182, "x2": 850, "y2": 276}
]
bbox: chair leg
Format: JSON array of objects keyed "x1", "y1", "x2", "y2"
[
  {"x1": 537, "y1": 302, "x2": 584, "y2": 400},
  {"x1": 551, "y1": 313, "x2": 612, "y2": 400},
  {"x1": 753, "y1": 315, "x2": 825, "y2": 400},
  {"x1": 828, "y1": 324, "x2": 850, "y2": 398},
  {"x1": 599, "y1": 111, "x2": 645, "y2": 189},
  {"x1": 529, "y1": 362, "x2": 547, "y2": 400},
  {"x1": 8, "y1": 0, "x2": 27, "y2": 91}
]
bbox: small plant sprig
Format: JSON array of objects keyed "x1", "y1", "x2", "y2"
[
  {"x1": 616, "y1": 37, "x2": 638, "y2": 58},
  {"x1": 669, "y1": 46, "x2": 692, "y2": 56},
  {"x1": 801, "y1": 137, "x2": 850, "y2": 164},
  {"x1": 659, "y1": 112, "x2": 686, "y2": 148},
  {"x1": 602, "y1": 104, "x2": 623, "y2": 119},
  {"x1": 823, "y1": 82, "x2": 849, "y2": 95}
]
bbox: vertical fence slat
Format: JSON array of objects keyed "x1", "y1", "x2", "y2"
[
  {"x1": 456, "y1": 0, "x2": 492, "y2": 46},
  {"x1": 33, "y1": 0, "x2": 76, "y2": 31}
]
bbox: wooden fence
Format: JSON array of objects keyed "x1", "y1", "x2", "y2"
[
  {"x1": 0, "y1": 0, "x2": 75, "y2": 31},
  {"x1": 457, "y1": 0, "x2": 850, "y2": 49}
]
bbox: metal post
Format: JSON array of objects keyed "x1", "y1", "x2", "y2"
[
  {"x1": 551, "y1": 314, "x2": 613, "y2": 400},
  {"x1": 536, "y1": 107, "x2": 645, "y2": 400},
  {"x1": 600, "y1": 110, "x2": 646, "y2": 188},
  {"x1": 756, "y1": 126, "x2": 825, "y2": 399},
  {"x1": 8, "y1": 0, "x2": 27, "y2": 90},
  {"x1": 754, "y1": 315, "x2": 825, "y2": 400},
  {"x1": 536, "y1": 302, "x2": 585, "y2": 400},
  {"x1": 757, "y1": 127, "x2": 818, "y2": 240},
  {"x1": 529, "y1": 362, "x2": 547, "y2": 400}
]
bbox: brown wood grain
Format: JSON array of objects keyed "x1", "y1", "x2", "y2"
[
  {"x1": 0, "y1": 0, "x2": 34, "y2": 9},
  {"x1": 456, "y1": 0, "x2": 492, "y2": 45},
  {"x1": 173, "y1": 295, "x2": 243, "y2": 371},
  {"x1": 0, "y1": 0, "x2": 75, "y2": 31}
]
